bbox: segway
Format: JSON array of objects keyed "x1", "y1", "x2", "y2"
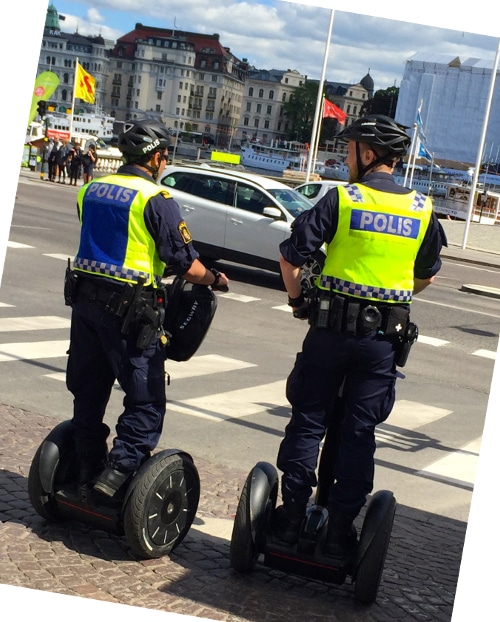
[
  {"x1": 28, "y1": 420, "x2": 200, "y2": 559},
  {"x1": 229, "y1": 395, "x2": 396, "y2": 605}
]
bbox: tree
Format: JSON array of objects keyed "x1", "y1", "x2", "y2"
[
  {"x1": 284, "y1": 82, "x2": 318, "y2": 143},
  {"x1": 361, "y1": 86, "x2": 399, "y2": 117}
]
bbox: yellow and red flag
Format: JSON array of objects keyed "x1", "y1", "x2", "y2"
[{"x1": 75, "y1": 62, "x2": 96, "y2": 104}]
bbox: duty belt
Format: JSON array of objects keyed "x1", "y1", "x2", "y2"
[
  {"x1": 76, "y1": 276, "x2": 154, "y2": 315},
  {"x1": 309, "y1": 289, "x2": 410, "y2": 337}
]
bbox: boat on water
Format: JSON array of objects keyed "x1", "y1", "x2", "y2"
[
  {"x1": 27, "y1": 111, "x2": 115, "y2": 144},
  {"x1": 433, "y1": 184, "x2": 500, "y2": 224},
  {"x1": 240, "y1": 141, "x2": 307, "y2": 173}
]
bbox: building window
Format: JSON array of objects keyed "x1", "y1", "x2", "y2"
[
  {"x1": 246, "y1": 102, "x2": 251, "y2": 112},
  {"x1": 256, "y1": 104, "x2": 262, "y2": 113},
  {"x1": 259, "y1": 89, "x2": 264, "y2": 98},
  {"x1": 269, "y1": 90, "x2": 274, "y2": 100},
  {"x1": 264, "y1": 120, "x2": 270, "y2": 129},
  {"x1": 249, "y1": 87, "x2": 254, "y2": 96},
  {"x1": 266, "y1": 105, "x2": 272, "y2": 114},
  {"x1": 282, "y1": 93, "x2": 286, "y2": 102},
  {"x1": 254, "y1": 119, "x2": 259, "y2": 128},
  {"x1": 243, "y1": 117, "x2": 249, "y2": 126}
]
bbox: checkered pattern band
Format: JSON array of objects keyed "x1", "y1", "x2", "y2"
[
  {"x1": 74, "y1": 257, "x2": 149, "y2": 282},
  {"x1": 346, "y1": 185, "x2": 427, "y2": 212},
  {"x1": 319, "y1": 275, "x2": 412, "y2": 303}
]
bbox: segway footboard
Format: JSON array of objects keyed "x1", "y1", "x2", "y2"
[{"x1": 264, "y1": 505, "x2": 349, "y2": 584}]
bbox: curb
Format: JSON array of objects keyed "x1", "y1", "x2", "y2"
[{"x1": 460, "y1": 283, "x2": 500, "y2": 299}]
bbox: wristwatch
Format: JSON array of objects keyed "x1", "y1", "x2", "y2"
[{"x1": 209, "y1": 268, "x2": 221, "y2": 287}]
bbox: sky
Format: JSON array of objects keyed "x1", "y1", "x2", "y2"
[
  {"x1": 43, "y1": 0, "x2": 500, "y2": 93},
  {"x1": 1, "y1": 0, "x2": 500, "y2": 619}
]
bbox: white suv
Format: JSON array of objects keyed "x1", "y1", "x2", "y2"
[{"x1": 158, "y1": 164, "x2": 324, "y2": 286}]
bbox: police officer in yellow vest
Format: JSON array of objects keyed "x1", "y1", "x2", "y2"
[
  {"x1": 66, "y1": 119, "x2": 229, "y2": 498},
  {"x1": 274, "y1": 115, "x2": 447, "y2": 556}
]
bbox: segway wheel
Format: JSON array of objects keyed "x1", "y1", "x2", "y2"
[
  {"x1": 122, "y1": 451, "x2": 200, "y2": 559},
  {"x1": 28, "y1": 420, "x2": 77, "y2": 522},
  {"x1": 353, "y1": 490, "x2": 396, "y2": 605},
  {"x1": 230, "y1": 462, "x2": 278, "y2": 573}
]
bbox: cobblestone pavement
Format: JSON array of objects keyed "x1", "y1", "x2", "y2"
[{"x1": 1, "y1": 404, "x2": 464, "y2": 622}]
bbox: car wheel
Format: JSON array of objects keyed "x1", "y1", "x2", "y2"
[{"x1": 300, "y1": 250, "x2": 325, "y2": 293}]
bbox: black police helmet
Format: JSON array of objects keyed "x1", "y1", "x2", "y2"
[
  {"x1": 337, "y1": 114, "x2": 411, "y2": 156},
  {"x1": 118, "y1": 119, "x2": 171, "y2": 157}
]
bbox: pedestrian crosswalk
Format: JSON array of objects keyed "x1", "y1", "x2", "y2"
[
  {"x1": 0, "y1": 240, "x2": 494, "y2": 499},
  {"x1": 0, "y1": 308, "x2": 484, "y2": 491}
]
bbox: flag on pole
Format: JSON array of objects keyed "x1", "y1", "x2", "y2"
[
  {"x1": 28, "y1": 71, "x2": 60, "y2": 124},
  {"x1": 323, "y1": 98, "x2": 348, "y2": 124},
  {"x1": 418, "y1": 141, "x2": 433, "y2": 162},
  {"x1": 415, "y1": 110, "x2": 426, "y2": 141},
  {"x1": 75, "y1": 62, "x2": 96, "y2": 103}
]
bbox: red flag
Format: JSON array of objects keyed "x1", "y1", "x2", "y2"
[{"x1": 323, "y1": 98, "x2": 347, "y2": 124}]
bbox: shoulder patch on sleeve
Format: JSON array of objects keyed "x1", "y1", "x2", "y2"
[
  {"x1": 178, "y1": 220, "x2": 193, "y2": 244},
  {"x1": 160, "y1": 190, "x2": 172, "y2": 199}
]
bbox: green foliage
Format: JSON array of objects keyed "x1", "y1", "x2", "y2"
[{"x1": 361, "y1": 86, "x2": 399, "y2": 117}]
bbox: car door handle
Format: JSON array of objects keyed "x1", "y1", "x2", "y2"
[
  {"x1": 183, "y1": 205, "x2": 195, "y2": 211},
  {"x1": 230, "y1": 218, "x2": 244, "y2": 225}
]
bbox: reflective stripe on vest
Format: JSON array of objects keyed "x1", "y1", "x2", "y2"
[
  {"x1": 318, "y1": 183, "x2": 433, "y2": 304},
  {"x1": 75, "y1": 175, "x2": 170, "y2": 286}
]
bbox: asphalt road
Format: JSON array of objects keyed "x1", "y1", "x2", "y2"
[{"x1": 2, "y1": 173, "x2": 499, "y2": 621}]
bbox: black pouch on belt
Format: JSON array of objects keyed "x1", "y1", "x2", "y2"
[
  {"x1": 345, "y1": 301, "x2": 360, "y2": 334},
  {"x1": 329, "y1": 295, "x2": 345, "y2": 332}
]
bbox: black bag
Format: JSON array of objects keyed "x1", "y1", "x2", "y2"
[{"x1": 163, "y1": 277, "x2": 217, "y2": 362}]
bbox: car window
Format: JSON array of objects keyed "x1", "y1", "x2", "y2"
[
  {"x1": 296, "y1": 183, "x2": 321, "y2": 200},
  {"x1": 235, "y1": 183, "x2": 270, "y2": 214},
  {"x1": 160, "y1": 171, "x2": 232, "y2": 205},
  {"x1": 269, "y1": 188, "x2": 314, "y2": 218}
]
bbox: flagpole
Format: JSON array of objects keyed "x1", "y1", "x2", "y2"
[
  {"x1": 306, "y1": 8, "x2": 335, "y2": 183},
  {"x1": 462, "y1": 37, "x2": 500, "y2": 248},
  {"x1": 69, "y1": 56, "x2": 78, "y2": 139}
]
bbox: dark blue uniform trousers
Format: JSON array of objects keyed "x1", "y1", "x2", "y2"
[
  {"x1": 277, "y1": 326, "x2": 397, "y2": 518},
  {"x1": 66, "y1": 299, "x2": 167, "y2": 473}
]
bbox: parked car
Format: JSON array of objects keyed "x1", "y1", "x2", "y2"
[
  {"x1": 158, "y1": 164, "x2": 324, "y2": 288},
  {"x1": 294, "y1": 179, "x2": 347, "y2": 205}
]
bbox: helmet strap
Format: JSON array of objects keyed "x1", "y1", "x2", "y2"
[{"x1": 355, "y1": 144, "x2": 392, "y2": 180}]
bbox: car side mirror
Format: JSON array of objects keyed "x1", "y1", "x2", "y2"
[{"x1": 263, "y1": 207, "x2": 284, "y2": 220}]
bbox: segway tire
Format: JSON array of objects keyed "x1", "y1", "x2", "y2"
[
  {"x1": 28, "y1": 420, "x2": 77, "y2": 522},
  {"x1": 122, "y1": 451, "x2": 200, "y2": 559},
  {"x1": 353, "y1": 490, "x2": 396, "y2": 605},
  {"x1": 230, "y1": 461, "x2": 278, "y2": 574}
]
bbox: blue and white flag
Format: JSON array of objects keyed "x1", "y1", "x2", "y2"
[
  {"x1": 418, "y1": 141, "x2": 433, "y2": 162},
  {"x1": 415, "y1": 111, "x2": 427, "y2": 142}
]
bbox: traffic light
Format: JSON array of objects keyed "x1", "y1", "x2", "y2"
[{"x1": 36, "y1": 100, "x2": 47, "y2": 117}]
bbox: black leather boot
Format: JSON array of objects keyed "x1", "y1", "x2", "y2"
[
  {"x1": 324, "y1": 510, "x2": 358, "y2": 559},
  {"x1": 93, "y1": 466, "x2": 132, "y2": 497},
  {"x1": 75, "y1": 423, "x2": 110, "y2": 485},
  {"x1": 271, "y1": 502, "x2": 306, "y2": 545}
]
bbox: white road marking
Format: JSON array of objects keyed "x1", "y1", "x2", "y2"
[
  {"x1": 0, "y1": 316, "x2": 70, "y2": 332},
  {"x1": 417, "y1": 334, "x2": 450, "y2": 347},
  {"x1": 7, "y1": 241, "x2": 33, "y2": 249},
  {"x1": 217, "y1": 292, "x2": 261, "y2": 303},
  {"x1": 44, "y1": 253, "x2": 72, "y2": 261},
  {"x1": 0, "y1": 340, "x2": 69, "y2": 363},
  {"x1": 472, "y1": 349, "x2": 497, "y2": 360},
  {"x1": 169, "y1": 379, "x2": 288, "y2": 422},
  {"x1": 418, "y1": 437, "x2": 482, "y2": 489}
]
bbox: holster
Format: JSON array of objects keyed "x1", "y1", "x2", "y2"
[
  {"x1": 64, "y1": 259, "x2": 78, "y2": 306},
  {"x1": 394, "y1": 321, "x2": 419, "y2": 367}
]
